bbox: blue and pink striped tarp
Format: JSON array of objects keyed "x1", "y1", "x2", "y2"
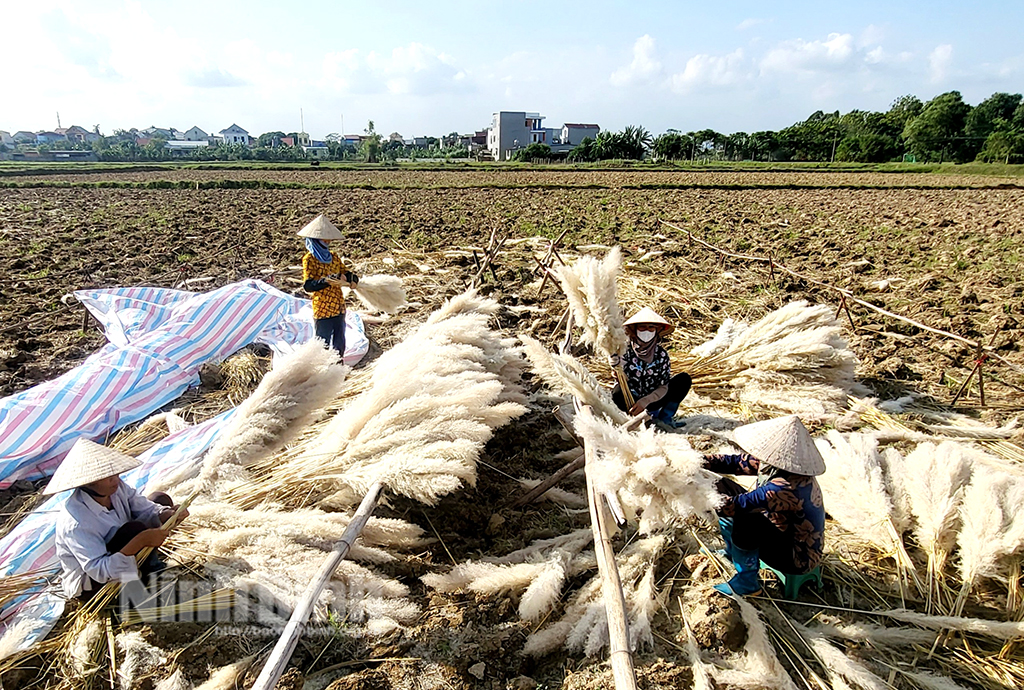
[{"x1": 0, "y1": 279, "x2": 367, "y2": 487}]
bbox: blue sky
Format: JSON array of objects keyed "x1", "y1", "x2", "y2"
[{"x1": 3, "y1": 1, "x2": 1022, "y2": 139}]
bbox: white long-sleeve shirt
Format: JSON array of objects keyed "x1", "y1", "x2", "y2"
[{"x1": 55, "y1": 481, "x2": 164, "y2": 598}]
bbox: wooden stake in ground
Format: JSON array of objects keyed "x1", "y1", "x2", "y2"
[
  {"x1": 250, "y1": 481, "x2": 383, "y2": 690},
  {"x1": 580, "y1": 404, "x2": 638, "y2": 690}
]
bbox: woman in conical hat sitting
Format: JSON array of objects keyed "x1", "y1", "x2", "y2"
[
  {"x1": 702, "y1": 415, "x2": 826, "y2": 596},
  {"x1": 299, "y1": 214, "x2": 359, "y2": 356},
  {"x1": 49, "y1": 439, "x2": 188, "y2": 600},
  {"x1": 611, "y1": 307, "x2": 691, "y2": 427}
]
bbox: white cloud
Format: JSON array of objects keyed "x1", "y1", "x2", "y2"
[
  {"x1": 736, "y1": 18, "x2": 769, "y2": 31},
  {"x1": 321, "y1": 43, "x2": 471, "y2": 96},
  {"x1": 929, "y1": 44, "x2": 953, "y2": 83},
  {"x1": 671, "y1": 49, "x2": 747, "y2": 92},
  {"x1": 761, "y1": 33, "x2": 856, "y2": 73},
  {"x1": 610, "y1": 35, "x2": 662, "y2": 87}
]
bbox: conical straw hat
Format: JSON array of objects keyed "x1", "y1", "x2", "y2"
[
  {"x1": 732, "y1": 415, "x2": 825, "y2": 476},
  {"x1": 623, "y1": 306, "x2": 674, "y2": 336},
  {"x1": 297, "y1": 214, "x2": 343, "y2": 240},
  {"x1": 43, "y1": 439, "x2": 142, "y2": 495}
]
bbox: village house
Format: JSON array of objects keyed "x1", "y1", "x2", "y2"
[
  {"x1": 55, "y1": 126, "x2": 100, "y2": 144},
  {"x1": 0, "y1": 131, "x2": 13, "y2": 147},
  {"x1": 35, "y1": 131, "x2": 67, "y2": 144},
  {"x1": 219, "y1": 124, "x2": 250, "y2": 146},
  {"x1": 486, "y1": 112, "x2": 599, "y2": 160},
  {"x1": 183, "y1": 126, "x2": 208, "y2": 142}
]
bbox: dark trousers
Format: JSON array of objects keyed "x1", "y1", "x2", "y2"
[
  {"x1": 314, "y1": 314, "x2": 346, "y2": 356},
  {"x1": 81, "y1": 492, "x2": 173, "y2": 601},
  {"x1": 612, "y1": 372, "x2": 691, "y2": 413},
  {"x1": 716, "y1": 478, "x2": 800, "y2": 573}
]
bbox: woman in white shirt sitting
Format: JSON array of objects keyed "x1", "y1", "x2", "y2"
[{"x1": 47, "y1": 439, "x2": 188, "y2": 601}]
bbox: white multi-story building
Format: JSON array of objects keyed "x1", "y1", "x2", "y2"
[
  {"x1": 487, "y1": 112, "x2": 600, "y2": 160},
  {"x1": 486, "y1": 111, "x2": 548, "y2": 161}
]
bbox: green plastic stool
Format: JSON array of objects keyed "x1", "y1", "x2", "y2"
[{"x1": 761, "y1": 562, "x2": 823, "y2": 599}]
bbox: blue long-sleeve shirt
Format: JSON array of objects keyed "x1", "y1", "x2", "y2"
[{"x1": 704, "y1": 453, "x2": 825, "y2": 571}]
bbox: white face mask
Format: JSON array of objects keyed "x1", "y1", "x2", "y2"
[{"x1": 637, "y1": 329, "x2": 657, "y2": 343}]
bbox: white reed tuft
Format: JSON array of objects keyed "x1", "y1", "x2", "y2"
[
  {"x1": 554, "y1": 246, "x2": 627, "y2": 357},
  {"x1": 901, "y1": 671, "x2": 972, "y2": 690},
  {"x1": 690, "y1": 317, "x2": 745, "y2": 358},
  {"x1": 69, "y1": 619, "x2": 104, "y2": 677},
  {"x1": 351, "y1": 274, "x2": 407, "y2": 314},
  {"x1": 815, "y1": 431, "x2": 895, "y2": 550},
  {"x1": 955, "y1": 470, "x2": 1024, "y2": 612},
  {"x1": 574, "y1": 406, "x2": 722, "y2": 533},
  {"x1": 520, "y1": 335, "x2": 627, "y2": 424},
  {"x1": 903, "y1": 441, "x2": 974, "y2": 609},
  {"x1": 795, "y1": 623, "x2": 887, "y2": 690},
  {"x1": 880, "y1": 608, "x2": 1024, "y2": 640},
  {"x1": 878, "y1": 446, "x2": 914, "y2": 534},
  {"x1": 810, "y1": 619, "x2": 937, "y2": 648},
  {"x1": 0, "y1": 618, "x2": 34, "y2": 662},
  {"x1": 194, "y1": 657, "x2": 253, "y2": 690},
  {"x1": 712, "y1": 595, "x2": 798, "y2": 690},
  {"x1": 155, "y1": 669, "x2": 192, "y2": 690},
  {"x1": 116, "y1": 631, "x2": 166, "y2": 690}
]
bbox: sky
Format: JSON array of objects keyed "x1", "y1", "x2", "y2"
[{"x1": 2, "y1": 0, "x2": 1022, "y2": 139}]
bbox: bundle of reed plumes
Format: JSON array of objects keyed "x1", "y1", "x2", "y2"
[
  {"x1": 150, "y1": 338, "x2": 348, "y2": 497},
  {"x1": 350, "y1": 274, "x2": 407, "y2": 314},
  {"x1": 814, "y1": 431, "x2": 920, "y2": 594},
  {"x1": 223, "y1": 289, "x2": 527, "y2": 510},
  {"x1": 573, "y1": 405, "x2": 722, "y2": 533},
  {"x1": 170, "y1": 502, "x2": 426, "y2": 629},
  {"x1": 677, "y1": 301, "x2": 860, "y2": 419},
  {"x1": 553, "y1": 246, "x2": 627, "y2": 358},
  {"x1": 520, "y1": 335, "x2": 628, "y2": 424}
]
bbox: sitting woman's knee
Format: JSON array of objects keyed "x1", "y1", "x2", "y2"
[{"x1": 147, "y1": 492, "x2": 173, "y2": 507}]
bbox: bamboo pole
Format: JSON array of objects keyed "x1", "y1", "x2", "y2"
[
  {"x1": 250, "y1": 481, "x2": 383, "y2": 690},
  {"x1": 581, "y1": 405, "x2": 638, "y2": 690}
]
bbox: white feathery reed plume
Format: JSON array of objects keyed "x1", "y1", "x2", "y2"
[
  {"x1": 0, "y1": 619, "x2": 34, "y2": 663},
  {"x1": 195, "y1": 657, "x2": 253, "y2": 690},
  {"x1": 690, "y1": 316, "x2": 746, "y2": 358},
  {"x1": 880, "y1": 608, "x2": 1024, "y2": 640},
  {"x1": 953, "y1": 471, "x2": 1024, "y2": 614},
  {"x1": 520, "y1": 335, "x2": 627, "y2": 424},
  {"x1": 155, "y1": 669, "x2": 192, "y2": 690},
  {"x1": 878, "y1": 446, "x2": 914, "y2": 534},
  {"x1": 116, "y1": 631, "x2": 166, "y2": 690},
  {"x1": 901, "y1": 670, "x2": 972, "y2": 690},
  {"x1": 351, "y1": 274, "x2": 407, "y2": 314},
  {"x1": 422, "y1": 529, "x2": 594, "y2": 624},
  {"x1": 227, "y1": 289, "x2": 527, "y2": 509},
  {"x1": 711, "y1": 595, "x2": 798, "y2": 690},
  {"x1": 903, "y1": 441, "x2": 974, "y2": 612},
  {"x1": 814, "y1": 431, "x2": 919, "y2": 594},
  {"x1": 151, "y1": 339, "x2": 347, "y2": 496},
  {"x1": 554, "y1": 246, "x2": 626, "y2": 357},
  {"x1": 794, "y1": 623, "x2": 887, "y2": 690},
  {"x1": 521, "y1": 536, "x2": 667, "y2": 657},
  {"x1": 809, "y1": 619, "x2": 937, "y2": 648},
  {"x1": 574, "y1": 406, "x2": 722, "y2": 533},
  {"x1": 680, "y1": 613, "x2": 714, "y2": 690}
]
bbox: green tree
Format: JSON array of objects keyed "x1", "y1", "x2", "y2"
[
  {"x1": 257, "y1": 131, "x2": 287, "y2": 147},
  {"x1": 977, "y1": 130, "x2": 1023, "y2": 163},
  {"x1": 902, "y1": 91, "x2": 972, "y2": 162},
  {"x1": 652, "y1": 132, "x2": 691, "y2": 160},
  {"x1": 964, "y1": 92, "x2": 1022, "y2": 159},
  {"x1": 568, "y1": 137, "x2": 597, "y2": 162},
  {"x1": 360, "y1": 120, "x2": 382, "y2": 163},
  {"x1": 513, "y1": 142, "x2": 551, "y2": 161}
]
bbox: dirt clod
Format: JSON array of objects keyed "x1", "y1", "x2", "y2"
[{"x1": 686, "y1": 591, "x2": 747, "y2": 654}]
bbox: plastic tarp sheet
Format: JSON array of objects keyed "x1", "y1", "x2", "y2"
[
  {"x1": 0, "y1": 280, "x2": 367, "y2": 487},
  {"x1": 0, "y1": 411, "x2": 233, "y2": 654}
]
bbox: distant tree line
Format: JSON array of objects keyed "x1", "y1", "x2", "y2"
[{"x1": 568, "y1": 91, "x2": 1024, "y2": 164}]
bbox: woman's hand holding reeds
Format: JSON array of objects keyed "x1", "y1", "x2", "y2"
[
  {"x1": 609, "y1": 354, "x2": 621, "y2": 367},
  {"x1": 325, "y1": 277, "x2": 348, "y2": 288},
  {"x1": 159, "y1": 506, "x2": 189, "y2": 527},
  {"x1": 629, "y1": 395, "x2": 654, "y2": 415},
  {"x1": 120, "y1": 528, "x2": 168, "y2": 555}
]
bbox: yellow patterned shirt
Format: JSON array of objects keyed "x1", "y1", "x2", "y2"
[{"x1": 302, "y1": 252, "x2": 348, "y2": 319}]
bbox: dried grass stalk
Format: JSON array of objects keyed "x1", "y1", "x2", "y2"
[{"x1": 881, "y1": 608, "x2": 1024, "y2": 640}]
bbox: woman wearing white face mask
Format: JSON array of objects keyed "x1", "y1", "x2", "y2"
[{"x1": 611, "y1": 307, "x2": 691, "y2": 427}]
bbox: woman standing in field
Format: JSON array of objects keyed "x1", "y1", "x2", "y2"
[
  {"x1": 299, "y1": 214, "x2": 358, "y2": 356},
  {"x1": 610, "y1": 307, "x2": 691, "y2": 427}
]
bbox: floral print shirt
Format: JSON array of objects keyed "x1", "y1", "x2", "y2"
[
  {"x1": 302, "y1": 252, "x2": 348, "y2": 320},
  {"x1": 704, "y1": 453, "x2": 825, "y2": 572},
  {"x1": 622, "y1": 344, "x2": 672, "y2": 400}
]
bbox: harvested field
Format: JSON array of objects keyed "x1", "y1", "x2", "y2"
[{"x1": 1, "y1": 167, "x2": 1023, "y2": 690}]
